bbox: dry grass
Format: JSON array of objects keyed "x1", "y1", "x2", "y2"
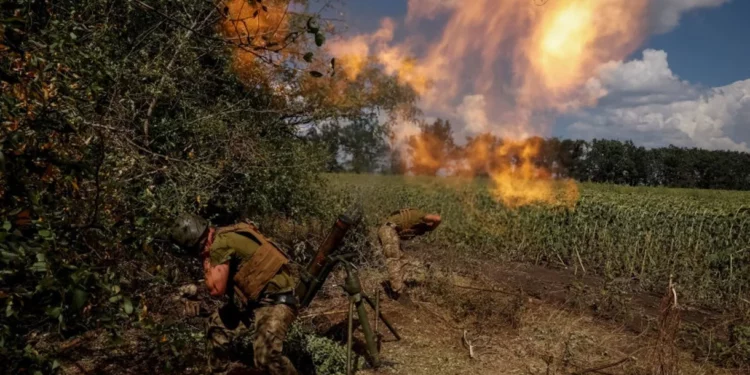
[{"x1": 372, "y1": 265, "x2": 740, "y2": 375}]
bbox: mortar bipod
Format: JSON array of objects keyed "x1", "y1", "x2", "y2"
[{"x1": 336, "y1": 258, "x2": 400, "y2": 373}]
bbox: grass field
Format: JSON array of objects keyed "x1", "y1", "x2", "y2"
[{"x1": 324, "y1": 173, "x2": 750, "y2": 311}]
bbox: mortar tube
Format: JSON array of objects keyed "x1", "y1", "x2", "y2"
[{"x1": 295, "y1": 214, "x2": 355, "y2": 305}]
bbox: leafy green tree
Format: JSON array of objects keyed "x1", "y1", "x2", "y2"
[{"x1": 339, "y1": 113, "x2": 388, "y2": 173}]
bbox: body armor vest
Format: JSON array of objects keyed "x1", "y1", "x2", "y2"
[{"x1": 215, "y1": 222, "x2": 290, "y2": 301}]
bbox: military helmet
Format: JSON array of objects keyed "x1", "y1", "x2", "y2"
[{"x1": 170, "y1": 213, "x2": 209, "y2": 249}]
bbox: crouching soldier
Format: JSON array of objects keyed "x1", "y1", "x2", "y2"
[
  {"x1": 170, "y1": 214, "x2": 299, "y2": 375},
  {"x1": 377, "y1": 208, "x2": 441, "y2": 301}
]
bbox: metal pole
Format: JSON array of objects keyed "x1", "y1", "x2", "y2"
[
  {"x1": 346, "y1": 298, "x2": 354, "y2": 375},
  {"x1": 363, "y1": 294, "x2": 401, "y2": 341},
  {"x1": 355, "y1": 294, "x2": 380, "y2": 368}
]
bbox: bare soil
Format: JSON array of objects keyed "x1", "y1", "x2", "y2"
[{"x1": 298, "y1": 247, "x2": 746, "y2": 375}]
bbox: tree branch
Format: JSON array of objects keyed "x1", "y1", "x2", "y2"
[{"x1": 569, "y1": 357, "x2": 633, "y2": 375}]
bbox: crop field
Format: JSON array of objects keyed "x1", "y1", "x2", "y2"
[{"x1": 325, "y1": 173, "x2": 750, "y2": 311}]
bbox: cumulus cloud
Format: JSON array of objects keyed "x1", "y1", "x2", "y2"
[
  {"x1": 649, "y1": 0, "x2": 729, "y2": 34},
  {"x1": 593, "y1": 49, "x2": 700, "y2": 106},
  {"x1": 568, "y1": 49, "x2": 750, "y2": 152}
]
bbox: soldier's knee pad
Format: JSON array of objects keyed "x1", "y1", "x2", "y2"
[
  {"x1": 254, "y1": 349, "x2": 283, "y2": 369},
  {"x1": 207, "y1": 327, "x2": 231, "y2": 347}
]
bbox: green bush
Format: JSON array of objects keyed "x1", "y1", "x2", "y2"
[{"x1": 286, "y1": 322, "x2": 364, "y2": 375}]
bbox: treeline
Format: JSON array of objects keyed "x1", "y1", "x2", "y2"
[
  {"x1": 454, "y1": 137, "x2": 750, "y2": 190},
  {"x1": 317, "y1": 118, "x2": 750, "y2": 191}
]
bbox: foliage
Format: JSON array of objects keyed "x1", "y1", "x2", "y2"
[
  {"x1": 308, "y1": 113, "x2": 390, "y2": 173},
  {"x1": 0, "y1": 0, "x2": 416, "y2": 373},
  {"x1": 286, "y1": 322, "x2": 363, "y2": 375}
]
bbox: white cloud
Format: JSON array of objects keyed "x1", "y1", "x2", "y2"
[
  {"x1": 591, "y1": 49, "x2": 701, "y2": 107},
  {"x1": 457, "y1": 95, "x2": 490, "y2": 134},
  {"x1": 568, "y1": 49, "x2": 750, "y2": 152},
  {"x1": 649, "y1": 0, "x2": 730, "y2": 34}
]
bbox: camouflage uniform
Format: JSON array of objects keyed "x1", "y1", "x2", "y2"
[
  {"x1": 206, "y1": 301, "x2": 297, "y2": 375},
  {"x1": 377, "y1": 209, "x2": 432, "y2": 293},
  {"x1": 204, "y1": 228, "x2": 299, "y2": 375}
]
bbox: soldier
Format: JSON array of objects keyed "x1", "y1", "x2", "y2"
[
  {"x1": 170, "y1": 214, "x2": 299, "y2": 375},
  {"x1": 377, "y1": 208, "x2": 442, "y2": 301}
]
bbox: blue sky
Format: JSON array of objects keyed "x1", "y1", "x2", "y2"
[
  {"x1": 336, "y1": 0, "x2": 750, "y2": 151},
  {"x1": 641, "y1": 1, "x2": 750, "y2": 88}
]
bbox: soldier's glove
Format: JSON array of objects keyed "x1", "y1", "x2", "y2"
[
  {"x1": 183, "y1": 299, "x2": 201, "y2": 317},
  {"x1": 174, "y1": 284, "x2": 201, "y2": 317}
]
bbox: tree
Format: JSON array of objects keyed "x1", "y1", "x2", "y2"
[
  {"x1": 339, "y1": 114, "x2": 388, "y2": 173},
  {"x1": 406, "y1": 118, "x2": 456, "y2": 175}
]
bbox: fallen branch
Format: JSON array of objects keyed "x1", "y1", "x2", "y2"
[
  {"x1": 453, "y1": 283, "x2": 517, "y2": 296},
  {"x1": 414, "y1": 301, "x2": 458, "y2": 329},
  {"x1": 461, "y1": 330, "x2": 475, "y2": 359},
  {"x1": 569, "y1": 356, "x2": 633, "y2": 375},
  {"x1": 299, "y1": 302, "x2": 350, "y2": 319},
  {"x1": 300, "y1": 309, "x2": 349, "y2": 319}
]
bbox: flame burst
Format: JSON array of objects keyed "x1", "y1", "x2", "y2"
[
  {"x1": 218, "y1": 0, "x2": 293, "y2": 82},
  {"x1": 465, "y1": 137, "x2": 579, "y2": 208},
  {"x1": 329, "y1": 0, "x2": 650, "y2": 208}
]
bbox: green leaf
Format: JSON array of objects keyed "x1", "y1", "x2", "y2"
[
  {"x1": 46, "y1": 306, "x2": 61, "y2": 319},
  {"x1": 2, "y1": 221, "x2": 10, "y2": 231},
  {"x1": 303, "y1": 52, "x2": 314, "y2": 63},
  {"x1": 306, "y1": 17, "x2": 320, "y2": 33},
  {"x1": 309, "y1": 71, "x2": 323, "y2": 78},
  {"x1": 30, "y1": 262, "x2": 47, "y2": 273},
  {"x1": 38, "y1": 230, "x2": 52, "y2": 239},
  {"x1": 314, "y1": 32, "x2": 325, "y2": 47},
  {"x1": 135, "y1": 217, "x2": 145, "y2": 226},
  {"x1": 71, "y1": 289, "x2": 88, "y2": 311},
  {"x1": 123, "y1": 298, "x2": 133, "y2": 315},
  {"x1": 69, "y1": 32, "x2": 77, "y2": 40},
  {"x1": 109, "y1": 295, "x2": 122, "y2": 303},
  {"x1": 52, "y1": 360, "x2": 60, "y2": 370},
  {"x1": 0, "y1": 250, "x2": 18, "y2": 260}
]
